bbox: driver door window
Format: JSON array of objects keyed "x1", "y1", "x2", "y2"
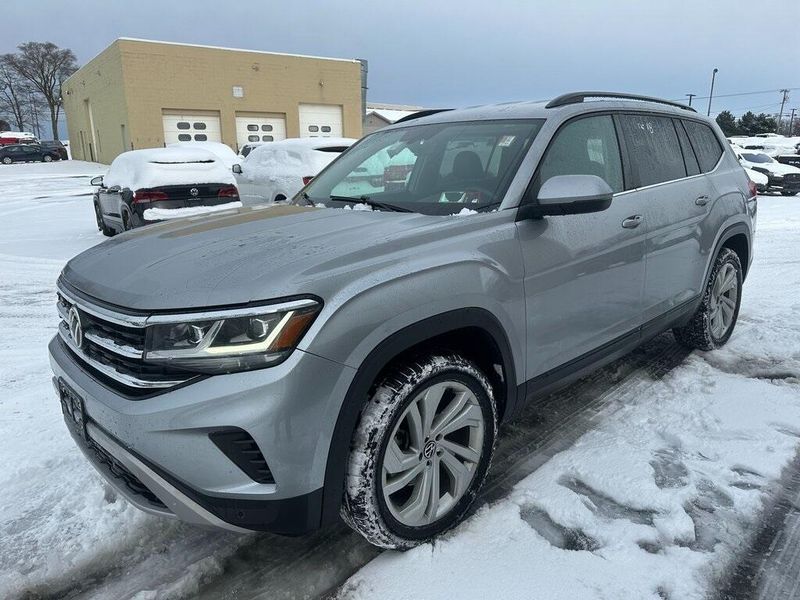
[{"x1": 537, "y1": 115, "x2": 624, "y2": 193}]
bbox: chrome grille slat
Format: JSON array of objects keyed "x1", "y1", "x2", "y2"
[
  {"x1": 56, "y1": 283, "x2": 192, "y2": 392},
  {"x1": 58, "y1": 323, "x2": 187, "y2": 389}
]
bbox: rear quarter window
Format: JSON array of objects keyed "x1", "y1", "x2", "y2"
[
  {"x1": 683, "y1": 120, "x2": 723, "y2": 173},
  {"x1": 618, "y1": 114, "x2": 686, "y2": 187}
]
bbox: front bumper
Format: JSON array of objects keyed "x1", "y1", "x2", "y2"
[{"x1": 49, "y1": 336, "x2": 356, "y2": 534}]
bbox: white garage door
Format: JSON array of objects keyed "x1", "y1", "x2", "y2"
[
  {"x1": 235, "y1": 116, "x2": 287, "y2": 149},
  {"x1": 162, "y1": 114, "x2": 222, "y2": 144},
  {"x1": 299, "y1": 104, "x2": 343, "y2": 138}
]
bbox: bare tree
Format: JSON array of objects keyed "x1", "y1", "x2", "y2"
[
  {"x1": 3, "y1": 42, "x2": 78, "y2": 139},
  {"x1": 0, "y1": 62, "x2": 30, "y2": 131}
]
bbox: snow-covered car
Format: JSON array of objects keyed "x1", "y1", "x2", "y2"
[
  {"x1": 91, "y1": 147, "x2": 240, "y2": 235},
  {"x1": 736, "y1": 149, "x2": 800, "y2": 195},
  {"x1": 743, "y1": 166, "x2": 768, "y2": 192},
  {"x1": 167, "y1": 141, "x2": 239, "y2": 168},
  {"x1": 233, "y1": 137, "x2": 356, "y2": 205}
]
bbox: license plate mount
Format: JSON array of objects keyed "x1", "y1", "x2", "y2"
[{"x1": 59, "y1": 379, "x2": 88, "y2": 441}]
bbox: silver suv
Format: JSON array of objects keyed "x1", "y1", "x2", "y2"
[{"x1": 49, "y1": 92, "x2": 756, "y2": 549}]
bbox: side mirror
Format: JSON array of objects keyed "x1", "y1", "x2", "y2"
[
  {"x1": 232, "y1": 164, "x2": 242, "y2": 175},
  {"x1": 521, "y1": 174, "x2": 613, "y2": 218},
  {"x1": 90, "y1": 175, "x2": 104, "y2": 186}
]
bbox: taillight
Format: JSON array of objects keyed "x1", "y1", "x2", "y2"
[
  {"x1": 302, "y1": 176, "x2": 314, "y2": 185},
  {"x1": 132, "y1": 190, "x2": 168, "y2": 204},
  {"x1": 747, "y1": 179, "x2": 757, "y2": 198},
  {"x1": 218, "y1": 185, "x2": 239, "y2": 199}
]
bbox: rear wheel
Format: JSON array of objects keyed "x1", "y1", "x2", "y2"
[
  {"x1": 94, "y1": 202, "x2": 114, "y2": 237},
  {"x1": 342, "y1": 354, "x2": 497, "y2": 549},
  {"x1": 43, "y1": 154, "x2": 53, "y2": 163},
  {"x1": 121, "y1": 209, "x2": 132, "y2": 231},
  {"x1": 673, "y1": 248, "x2": 742, "y2": 351}
]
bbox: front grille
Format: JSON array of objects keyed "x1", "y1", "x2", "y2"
[
  {"x1": 783, "y1": 173, "x2": 800, "y2": 182},
  {"x1": 210, "y1": 429, "x2": 276, "y2": 484},
  {"x1": 57, "y1": 286, "x2": 196, "y2": 395}
]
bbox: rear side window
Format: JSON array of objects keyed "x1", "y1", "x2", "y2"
[
  {"x1": 618, "y1": 114, "x2": 686, "y2": 187},
  {"x1": 537, "y1": 115, "x2": 624, "y2": 193},
  {"x1": 683, "y1": 120, "x2": 723, "y2": 173},
  {"x1": 674, "y1": 120, "x2": 700, "y2": 176}
]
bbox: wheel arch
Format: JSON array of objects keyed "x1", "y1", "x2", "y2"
[
  {"x1": 319, "y1": 307, "x2": 519, "y2": 526},
  {"x1": 706, "y1": 222, "x2": 751, "y2": 283}
]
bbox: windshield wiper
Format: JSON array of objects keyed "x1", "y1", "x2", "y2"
[{"x1": 327, "y1": 195, "x2": 412, "y2": 213}]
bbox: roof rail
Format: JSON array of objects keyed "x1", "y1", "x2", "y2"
[
  {"x1": 393, "y1": 108, "x2": 453, "y2": 124},
  {"x1": 545, "y1": 91, "x2": 696, "y2": 113}
]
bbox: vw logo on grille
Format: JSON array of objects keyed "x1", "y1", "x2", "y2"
[
  {"x1": 68, "y1": 307, "x2": 84, "y2": 349},
  {"x1": 189, "y1": 187, "x2": 199, "y2": 197}
]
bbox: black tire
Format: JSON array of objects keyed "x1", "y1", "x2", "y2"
[
  {"x1": 43, "y1": 154, "x2": 53, "y2": 163},
  {"x1": 94, "y1": 202, "x2": 115, "y2": 237},
  {"x1": 1, "y1": 157, "x2": 11, "y2": 165},
  {"x1": 673, "y1": 248, "x2": 743, "y2": 351},
  {"x1": 780, "y1": 191, "x2": 798, "y2": 196},
  {"x1": 121, "y1": 209, "x2": 133, "y2": 231},
  {"x1": 342, "y1": 354, "x2": 497, "y2": 549}
]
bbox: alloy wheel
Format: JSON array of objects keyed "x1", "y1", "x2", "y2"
[
  {"x1": 709, "y1": 262, "x2": 738, "y2": 339},
  {"x1": 381, "y1": 380, "x2": 485, "y2": 527}
]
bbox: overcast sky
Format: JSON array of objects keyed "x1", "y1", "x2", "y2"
[{"x1": 2, "y1": 0, "x2": 799, "y2": 128}]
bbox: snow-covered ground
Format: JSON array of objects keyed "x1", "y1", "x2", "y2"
[{"x1": 0, "y1": 161, "x2": 798, "y2": 600}]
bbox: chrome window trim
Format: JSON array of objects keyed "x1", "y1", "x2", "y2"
[{"x1": 58, "y1": 322, "x2": 188, "y2": 389}]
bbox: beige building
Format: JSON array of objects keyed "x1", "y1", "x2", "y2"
[{"x1": 63, "y1": 38, "x2": 365, "y2": 164}]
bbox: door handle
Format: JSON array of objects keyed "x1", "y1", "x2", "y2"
[
  {"x1": 621, "y1": 215, "x2": 643, "y2": 229},
  {"x1": 695, "y1": 195, "x2": 710, "y2": 206}
]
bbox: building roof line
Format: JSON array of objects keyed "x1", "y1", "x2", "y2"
[{"x1": 116, "y1": 37, "x2": 361, "y2": 64}]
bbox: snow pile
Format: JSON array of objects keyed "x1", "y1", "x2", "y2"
[
  {"x1": 104, "y1": 147, "x2": 235, "y2": 190},
  {"x1": 143, "y1": 201, "x2": 242, "y2": 221},
  {"x1": 453, "y1": 207, "x2": 478, "y2": 216}
]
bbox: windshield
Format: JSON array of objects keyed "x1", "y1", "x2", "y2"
[
  {"x1": 742, "y1": 153, "x2": 773, "y2": 164},
  {"x1": 296, "y1": 119, "x2": 544, "y2": 215}
]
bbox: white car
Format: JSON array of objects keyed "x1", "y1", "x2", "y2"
[
  {"x1": 736, "y1": 149, "x2": 800, "y2": 196},
  {"x1": 233, "y1": 137, "x2": 355, "y2": 205},
  {"x1": 167, "y1": 141, "x2": 239, "y2": 168}
]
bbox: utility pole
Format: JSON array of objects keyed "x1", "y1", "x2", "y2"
[
  {"x1": 707, "y1": 68, "x2": 718, "y2": 116},
  {"x1": 790, "y1": 108, "x2": 797, "y2": 136},
  {"x1": 686, "y1": 93, "x2": 696, "y2": 107},
  {"x1": 777, "y1": 89, "x2": 789, "y2": 134}
]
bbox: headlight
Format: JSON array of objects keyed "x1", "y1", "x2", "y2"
[{"x1": 144, "y1": 298, "x2": 321, "y2": 374}]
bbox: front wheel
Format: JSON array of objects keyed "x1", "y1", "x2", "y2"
[
  {"x1": 43, "y1": 154, "x2": 53, "y2": 163},
  {"x1": 673, "y1": 248, "x2": 743, "y2": 351},
  {"x1": 1, "y1": 157, "x2": 11, "y2": 165},
  {"x1": 342, "y1": 354, "x2": 497, "y2": 549},
  {"x1": 94, "y1": 203, "x2": 115, "y2": 237}
]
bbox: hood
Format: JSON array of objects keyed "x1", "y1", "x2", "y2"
[{"x1": 62, "y1": 204, "x2": 461, "y2": 311}]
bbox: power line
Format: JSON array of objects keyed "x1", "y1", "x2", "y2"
[{"x1": 671, "y1": 86, "x2": 800, "y2": 103}]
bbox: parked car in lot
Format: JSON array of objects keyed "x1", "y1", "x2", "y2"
[
  {"x1": 237, "y1": 141, "x2": 267, "y2": 159},
  {"x1": 50, "y1": 92, "x2": 754, "y2": 550},
  {"x1": 0, "y1": 131, "x2": 37, "y2": 146},
  {"x1": 38, "y1": 140, "x2": 69, "y2": 161},
  {"x1": 233, "y1": 137, "x2": 355, "y2": 204},
  {"x1": 736, "y1": 149, "x2": 800, "y2": 195},
  {"x1": 743, "y1": 166, "x2": 768, "y2": 192},
  {"x1": 91, "y1": 147, "x2": 239, "y2": 235},
  {"x1": 0, "y1": 143, "x2": 61, "y2": 164}
]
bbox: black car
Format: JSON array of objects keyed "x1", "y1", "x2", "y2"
[
  {"x1": 0, "y1": 143, "x2": 62, "y2": 164},
  {"x1": 38, "y1": 140, "x2": 69, "y2": 161},
  {"x1": 92, "y1": 147, "x2": 240, "y2": 236}
]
